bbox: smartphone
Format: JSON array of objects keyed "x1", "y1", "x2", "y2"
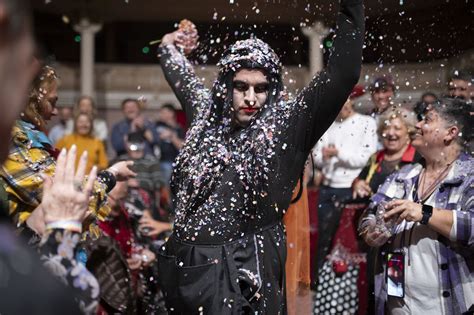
[{"x1": 387, "y1": 252, "x2": 405, "y2": 298}]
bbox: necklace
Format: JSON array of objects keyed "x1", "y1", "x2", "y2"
[{"x1": 418, "y1": 161, "x2": 454, "y2": 202}]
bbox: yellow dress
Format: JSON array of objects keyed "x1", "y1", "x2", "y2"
[{"x1": 56, "y1": 133, "x2": 108, "y2": 173}]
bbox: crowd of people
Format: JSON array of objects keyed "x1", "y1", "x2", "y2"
[
  {"x1": 50, "y1": 96, "x2": 185, "y2": 216},
  {"x1": 0, "y1": 0, "x2": 473, "y2": 314},
  {"x1": 310, "y1": 70, "x2": 474, "y2": 314}
]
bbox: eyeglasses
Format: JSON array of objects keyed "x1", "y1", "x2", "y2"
[{"x1": 233, "y1": 81, "x2": 269, "y2": 94}]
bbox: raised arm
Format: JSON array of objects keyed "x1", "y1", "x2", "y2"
[
  {"x1": 294, "y1": 0, "x2": 365, "y2": 153},
  {"x1": 158, "y1": 30, "x2": 209, "y2": 125}
]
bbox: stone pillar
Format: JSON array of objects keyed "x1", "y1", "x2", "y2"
[
  {"x1": 302, "y1": 21, "x2": 330, "y2": 75},
  {"x1": 74, "y1": 18, "x2": 102, "y2": 97}
]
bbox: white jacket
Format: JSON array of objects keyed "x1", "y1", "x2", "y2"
[{"x1": 313, "y1": 113, "x2": 377, "y2": 188}]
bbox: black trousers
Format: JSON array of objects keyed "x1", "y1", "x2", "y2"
[
  {"x1": 157, "y1": 223, "x2": 287, "y2": 314},
  {"x1": 314, "y1": 185, "x2": 352, "y2": 285}
]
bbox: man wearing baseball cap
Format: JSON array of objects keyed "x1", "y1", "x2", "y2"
[{"x1": 369, "y1": 75, "x2": 396, "y2": 115}]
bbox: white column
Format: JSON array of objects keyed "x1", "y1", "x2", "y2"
[
  {"x1": 74, "y1": 18, "x2": 102, "y2": 97},
  {"x1": 302, "y1": 21, "x2": 329, "y2": 75}
]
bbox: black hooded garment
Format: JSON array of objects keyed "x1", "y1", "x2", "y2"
[{"x1": 156, "y1": 0, "x2": 365, "y2": 314}]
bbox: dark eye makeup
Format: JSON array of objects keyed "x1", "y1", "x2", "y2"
[{"x1": 233, "y1": 81, "x2": 269, "y2": 94}]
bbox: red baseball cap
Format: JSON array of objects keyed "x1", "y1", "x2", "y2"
[{"x1": 349, "y1": 85, "x2": 366, "y2": 99}]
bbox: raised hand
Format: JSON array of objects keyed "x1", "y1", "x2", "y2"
[
  {"x1": 41, "y1": 146, "x2": 97, "y2": 226},
  {"x1": 161, "y1": 19, "x2": 199, "y2": 55}
]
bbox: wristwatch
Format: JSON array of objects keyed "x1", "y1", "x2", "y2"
[{"x1": 420, "y1": 204, "x2": 433, "y2": 225}]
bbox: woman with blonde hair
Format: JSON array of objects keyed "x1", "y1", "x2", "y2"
[
  {"x1": 2, "y1": 65, "x2": 60, "y2": 226},
  {"x1": 22, "y1": 65, "x2": 59, "y2": 132},
  {"x1": 65, "y1": 95, "x2": 108, "y2": 142},
  {"x1": 352, "y1": 107, "x2": 419, "y2": 200},
  {"x1": 1, "y1": 64, "x2": 134, "y2": 230}
]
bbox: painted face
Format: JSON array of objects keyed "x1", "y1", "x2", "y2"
[
  {"x1": 123, "y1": 101, "x2": 140, "y2": 120},
  {"x1": 75, "y1": 114, "x2": 92, "y2": 136},
  {"x1": 412, "y1": 109, "x2": 449, "y2": 151},
  {"x1": 39, "y1": 80, "x2": 59, "y2": 121},
  {"x1": 232, "y1": 69, "x2": 269, "y2": 127},
  {"x1": 381, "y1": 117, "x2": 410, "y2": 154},
  {"x1": 371, "y1": 87, "x2": 394, "y2": 113},
  {"x1": 448, "y1": 79, "x2": 471, "y2": 100}
]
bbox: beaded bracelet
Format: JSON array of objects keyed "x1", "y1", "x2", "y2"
[{"x1": 45, "y1": 220, "x2": 82, "y2": 233}]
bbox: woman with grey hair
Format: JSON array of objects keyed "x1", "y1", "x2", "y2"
[{"x1": 359, "y1": 98, "x2": 473, "y2": 314}]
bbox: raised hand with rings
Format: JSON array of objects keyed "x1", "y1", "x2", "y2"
[{"x1": 40, "y1": 145, "x2": 98, "y2": 232}]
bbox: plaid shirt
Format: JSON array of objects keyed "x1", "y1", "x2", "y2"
[
  {"x1": 360, "y1": 152, "x2": 474, "y2": 314},
  {"x1": 1, "y1": 121, "x2": 110, "y2": 232},
  {"x1": 0, "y1": 121, "x2": 56, "y2": 225}
]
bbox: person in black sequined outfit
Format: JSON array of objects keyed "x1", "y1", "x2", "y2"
[{"x1": 156, "y1": 1, "x2": 365, "y2": 313}]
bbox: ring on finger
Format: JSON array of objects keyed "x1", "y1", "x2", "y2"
[{"x1": 73, "y1": 180, "x2": 83, "y2": 192}]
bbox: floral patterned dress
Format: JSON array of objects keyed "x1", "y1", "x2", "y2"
[{"x1": 39, "y1": 229, "x2": 100, "y2": 314}]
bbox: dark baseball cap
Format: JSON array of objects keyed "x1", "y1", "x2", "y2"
[{"x1": 369, "y1": 75, "x2": 396, "y2": 92}]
